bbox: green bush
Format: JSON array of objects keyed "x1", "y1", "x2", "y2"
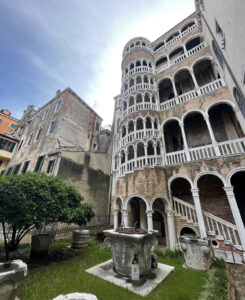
[{"x1": 154, "y1": 248, "x2": 184, "y2": 260}]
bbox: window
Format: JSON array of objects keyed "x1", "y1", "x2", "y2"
[
  {"x1": 21, "y1": 161, "x2": 30, "y2": 173},
  {"x1": 6, "y1": 167, "x2": 12, "y2": 175},
  {"x1": 95, "y1": 122, "x2": 100, "y2": 132},
  {"x1": 33, "y1": 116, "x2": 40, "y2": 126},
  {"x1": 18, "y1": 140, "x2": 23, "y2": 151},
  {"x1": 215, "y1": 20, "x2": 225, "y2": 49},
  {"x1": 0, "y1": 160, "x2": 2, "y2": 168},
  {"x1": 48, "y1": 120, "x2": 56, "y2": 134},
  {"x1": 93, "y1": 143, "x2": 97, "y2": 150},
  {"x1": 47, "y1": 159, "x2": 56, "y2": 174},
  {"x1": 13, "y1": 164, "x2": 21, "y2": 175},
  {"x1": 35, "y1": 127, "x2": 42, "y2": 140},
  {"x1": 9, "y1": 123, "x2": 17, "y2": 130},
  {"x1": 27, "y1": 133, "x2": 33, "y2": 145},
  {"x1": 200, "y1": 0, "x2": 204, "y2": 10},
  {"x1": 42, "y1": 109, "x2": 49, "y2": 120},
  {"x1": 0, "y1": 138, "x2": 16, "y2": 152},
  {"x1": 55, "y1": 100, "x2": 62, "y2": 112},
  {"x1": 212, "y1": 40, "x2": 223, "y2": 69},
  {"x1": 34, "y1": 155, "x2": 45, "y2": 172},
  {"x1": 0, "y1": 118, "x2": 2, "y2": 124}
]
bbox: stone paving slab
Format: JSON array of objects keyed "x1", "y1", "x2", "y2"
[{"x1": 86, "y1": 259, "x2": 174, "y2": 297}]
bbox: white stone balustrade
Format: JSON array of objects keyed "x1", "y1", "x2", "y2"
[
  {"x1": 155, "y1": 23, "x2": 198, "y2": 54},
  {"x1": 156, "y1": 42, "x2": 207, "y2": 74},
  {"x1": 123, "y1": 66, "x2": 154, "y2": 81},
  {"x1": 120, "y1": 129, "x2": 160, "y2": 148},
  {"x1": 123, "y1": 83, "x2": 156, "y2": 97},
  {"x1": 121, "y1": 102, "x2": 157, "y2": 120},
  {"x1": 124, "y1": 44, "x2": 154, "y2": 58}
]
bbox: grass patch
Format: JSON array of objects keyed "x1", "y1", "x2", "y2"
[
  {"x1": 154, "y1": 248, "x2": 183, "y2": 260},
  {"x1": 18, "y1": 242, "x2": 207, "y2": 300}
]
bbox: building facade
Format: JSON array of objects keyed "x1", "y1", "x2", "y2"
[
  {"x1": 111, "y1": 3, "x2": 245, "y2": 264},
  {"x1": 7, "y1": 87, "x2": 112, "y2": 225},
  {"x1": 0, "y1": 109, "x2": 18, "y2": 135}
]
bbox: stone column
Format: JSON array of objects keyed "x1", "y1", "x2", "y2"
[
  {"x1": 114, "y1": 209, "x2": 119, "y2": 230},
  {"x1": 134, "y1": 147, "x2": 137, "y2": 168},
  {"x1": 190, "y1": 70, "x2": 199, "y2": 89},
  {"x1": 146, "y1": 210, "x2": 154, "y2": 231},
  {"x1": 204, "y1": 115, "x2": 221, "y2": 156},
  {"x1": 125, "y1": 149, "x2": 128, "y2": 171},
  {"x1": 223, "y1": 187, "x2": 245, "y2": 259},
  {"x1": 151, "y1": 120, "x2": 155, "y2": 136},
  {"x1": 180, "y1": 122, "x2": 191, "y2": 161},
  {"x1": 171, "y1": 78, "x2": 178, "y2": 97},
  {"x1": 144, "y1": 144, "x2": 148, "y2": 165},
  {"x1": 121, "y1": 209, "x2": 128, "y2": 227},
  {"x1": 191, "y1": 188, "x2": 207, "y2": 238},
  {"x1": 183, "y1": 44, "x2": 188, "y2": 57},
  {"x1": 166, "y1": 210, "x2": 176, "y2": 250},
  {"x1": 143, "y1": 117, "x2": 147, "y2": 137}
]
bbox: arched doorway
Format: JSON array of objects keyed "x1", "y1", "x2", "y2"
[
  {"x1": 127, "y1": 197, "x2": 147, "y2": 229},
  {"x1": 231, "y1": 171, "x2": 245, "y2": 226},
  {"x1": 152, "y1": 198, "x2": 168, "y2": 246},
  {"x1": 180, "y1": 226, "x2": 197, "y2": 237}
]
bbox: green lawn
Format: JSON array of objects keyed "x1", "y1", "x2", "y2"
[{"x1": 17, "y1": 241, "x2": 208, "y2": 300}]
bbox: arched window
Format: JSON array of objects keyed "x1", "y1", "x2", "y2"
[
  {"x1": 136, "y1": 94, "x2": 143, "y2": 103},
  {"x1": 129, "y1": 96, "x2": 134, "y2": 107},
  {"x1": 154, "y1": 41, "x2": 165, "y2": 51},
  {"x1": 147, "y1": 141, "x2": 154, "y2": 155},
  {"x1": 130, "y1": 63, "x2": 134, "y2": 70},
  {"x1": 128, "y1": 145, "x2": 134, "y2": 160},
  {"x1": 156, "y1": 141, "x2": 161, "y2": 155},
  {"x1": 136, "y1": 118, "x2": 143, "y2": 130},
  {"x1": 146, "y1": 117, "x2": 152, "y2": 129},
  {"x1": 121, "y1": 150, "x2": 125, "y2": 164},
  {"x1": 123, "y1": 101, "x2": 127, "y2": 111},
  {"x1": 136, "y1": 76, "x2": 142, "y2": 84},
  {"x1": 143, "y1": 75, "x2": 149, "y2": 83},
  {"x1": 128, "y1": 120, "x2": 134, "y2": 133},
  {"x1": 129, "y1": 78, "x2": 134, "y2": 87},
  {"x1": 143, "y1": 60, "x2": 147, "y2": 66},
  {"x1": 121, "y1": 126, "x2": 126, "y2": 138},
  {"x1": 144, "y1": 93, "x2": 150, "y2": 102},
  {"x1": 137, "y1": 142, "x2": 145, "y2": 157},
  {"x1": 136, "y1": 60, "x2": 141, "y2": 67}
]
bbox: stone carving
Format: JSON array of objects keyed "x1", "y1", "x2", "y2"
[
  {"x1": 179, "y1": 236, "x2": 212, "y2": 270},
  {"x1": 214, "y1": 250, "x2": 243, "y2": 264}
]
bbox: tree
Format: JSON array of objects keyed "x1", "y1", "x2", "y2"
[{"x1": 0, "y1": 173, "x2": 94, "y2": 258}]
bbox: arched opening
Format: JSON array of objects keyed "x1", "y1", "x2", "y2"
[
  {"x1": 233, "y1": 87, "x2": 245, "y2": 118},
  {"x1": 130, "y1": 63, "x2": 134, "y2": 70},
  {"x1": 154, "y1": 118, "x2": 158, "y2": 129},
  {"x1": 143, "y1": 75, "x2": 149, "y2": 83},
  {"x1": 231, "y1": 171, "x2": 245, "y2": 226},
  {"x1": 115, "y1": 197, "x2": 122, "y2": 228},
  {"x1": 136, "y1": 118, "x2": 143, "y2": 130},
  {"x1": 174, "y1": 69, "x2": 195, "y2": 95},
  {"x1": 150, "y1": 77, "x2": 154, "y2": 84},
  {"x1": 145, "y1": 93, "x2": 150, "y2": 102},
  {"x1": 124, "y1": 83, "x2": 128, "y2": 91},
  {"x1": 156, "y1": 56, "x2": 168, "y2": 68},
  {"x1": 128, "y1": 197, "x2": 147, "y2": 229},
  {"x1": 193, "y1": 59, "x2": 219, "y2": 86},
  {"x1": 121, "y1": 150, "x2": 125, "y2": 164},
  {"x1": 184, "y1": 112, "x2": 211, "y2": 148},
  {"x1": 158, "y1": 79, "x2": 175, "y2": 103},
  {"x1": 180, "y1": 227, "x2": 197, "y2": 236},
  {"x1": 166, "y1": 32, "x2": 180, "y2": 43},
  {"x1": 136, "y1": 75, "x2": 142, "y2": 84},
  {"x1": 123, "y1": 101, "x2": 127, "y2": 111},
  {"x1": 147, "y1": 141, "x2": 154, "y2": 155},
  {"x1": 171, "y1": 178, "x2": 194, "y2": 205},
  {"x1": 128, "y1": 120, "x2": 134, "y2": 133},
  {"x1": 198, "y1": 174, "x2": 234, "y2": 223},
  {"x1": 154, "y1": 41, "x2": 165, "y2": 51},
  {"x1": 209, "y1": 104, "x2": 244, "y2": 142},
  {"x1": 128, "y1": 145, "x2": 134, "y2": 161},
  {"x1": 142, "y1": 60, "x2": 147, "y2": 66},
  {"x1": 181, "y1": 21, "x2": 195, "y2": 32},
  {"x1": 137, "y1": 142, "x2": 145, "y2": 157},
  {"x1": 169, "y1": 47, "x2": 184, "y2": 60},
  {"x1": 129, "y1": 96, "x2": 134, "y2": 106},
  {"x1": 136, "y1": 60, "x2": 141, "y2": 67},
  {"x1": 146, "y1": 117, "x2": 152, "y2": 129},
  {"x1": 129, "y1": 78, "x2": 134, "y2": 87},
  {"x1": 136, "y1": 41, "x2": 140, "y2": 46},
  {"x1": 164, "y1": 120, "x2": 183, "y2": 152},
  {"x1": 152, "y1": 95, "x2": 156, "y2": 103},
  {"x1": 125, "y1": 68, "x2": 128, "y2": 74},
  {"x1": 136, "y1": 94, "x2": 143, "y2": 103},
  {"x1": 156, "y1": 141, "x2": 161, "y2": 155},
  {"x1": 186, "y1": 37, "x2": 201, "y2": 51},
  {"x1": 130, "y1": 43, "x2": 134, "y2": 48},
  {"x1": 142, "y1": 42, "x2": 146, "y2": 46},
  {"x1": 121, "y1": 126, "x2": 126, "y2": 138},
  {"x1": 152, "y1": 198, "x2": 167, "y2": 245}
]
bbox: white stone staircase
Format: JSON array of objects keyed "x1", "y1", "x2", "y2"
[{"x1": 172, "y1": 197, "x2": 242, "y2": 250}]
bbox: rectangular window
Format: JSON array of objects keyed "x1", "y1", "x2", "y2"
[
  {"x1": 21, "y1": 160, "x2": 30, "y2": 173},
  {"x1": 35, "y1": 127, "x2": 42, "y2": 140},
  {"x1": 9, "y1": 123, "x2": 17, "y2": 130},
  {"x1": 6, "y1": 167, "x2": 12, "y2": 175},
  {"x1": 49, "y1": 120, "x2": 56, "y2": 134},
  {"x1": 18, "y1": 140, "x2": 23, "y2": 151},
  {"x1": 33, "y1": 116, "x2": 40, "y2": 126},
  {"x1": 47, "y1": 159, "x2": 56, "y2": 174},
  {"x1": 34, "y1": 155, "x2": 45, "y2": 172},
  {"x1": 0, "y1": 138, "x2": 16, "y2": 152},
  {"x1": 42, "y1": 109, "x2": 49, "y2": 120},
  {"x1": 13, "y1": 164, "x2": 21, "y2": 175},
  {"x1": 95, "y1": 122, "x2": 100, "y2": 132},
  {"x1": 56, "y1": 100, "x2": 62, "y2": 112},
  {"x1": 215, "y1": 20, "x2": 225, "y2": 49},
  {"x1": 27, "y1": 133, "x2": 33, "y2": 145}
]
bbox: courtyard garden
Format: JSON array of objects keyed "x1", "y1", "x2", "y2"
[{"x1": 1, "y1": 238, "x2": 228, "y2": 300}]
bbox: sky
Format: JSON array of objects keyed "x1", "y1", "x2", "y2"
[{"x1": 0, "y1": 0, "x2": 195, "y2": 125}]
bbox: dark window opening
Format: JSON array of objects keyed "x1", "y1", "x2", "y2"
[
  {"x1": 166, "y1": 32, "x2": 180, "y2": 43},
  {"x1": 147, "y1": 141, "x2": 154, "y2": 155},
  {"x1": 13, "y1": 164, "x2": 21, "y2": 175},
  {"x1": 158, "y1": 79, "x2": 175, "y2": 103},
  {"x1": 164, "y1": 121, "x2": 183, "y2": 152},
  {"x1": 47, "y1": 160, "x2": 56, "y2": 174},
  {"x1": 21, "y1": 161, "x2": 30, "y2": 173},
  {"x1": 154, "y1": 41, "x2": 165, "y2": 51},
  {"x1": 174, "y1": 69, "x2": 195, "y2": 95},
  {"x1": 169, "y1": 47, "x2": 184, "y2": 60},
  {"x1": 181, "y1": 22, "x2": 195, "y2": 33},
  {"x1": 34, "y1": 155, "x2": 45, "y2": 172},
  {"x1": 193, "y1": 59, "x2": 217, "y2": 86},
  {"x1": 186, "y1": 37, "x2": 201, "y2": 51},
  {"x1": 0, "y1": 138, "x2": 16, "y2": 152},
  {"x1": 155, "y1": 56, "x2": 167, "y2": 67}
]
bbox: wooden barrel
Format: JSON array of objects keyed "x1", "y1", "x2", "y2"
[{"x1": 71, "y1": 230, "x2": 90, "y2": 249}]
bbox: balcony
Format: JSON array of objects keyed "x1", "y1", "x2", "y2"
[
  {"x1": 121, "y1": 102, "x2": 157, "y2": 121},
  {"x1": 124, "y1": 44, "x2": 154, "y2": 58},
  {"x1": 165, "y1": 137, "x2": 245, "y2": 165},
  {"x1": 119, "y1": 128, "x2": 160, "y2": 148},
  {"x1": 159, "y1": 78, "x2": 225, "y2": 112},
  {"x1": 154, "y1": 23, "x2": 198, "y2": 54},
  {"x1": 123, "y1": 66, "x2": 154, "y2": 81},
  {"x1": 123, "y1": 83, "x2": 156, "y2": 97},
  {"x1": 156, "y1": 42, "x2": 207, "y2": 74}
]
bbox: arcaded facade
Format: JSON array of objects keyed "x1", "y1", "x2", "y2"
[{"x1": 111, "y1": 4, "x2": 245, "y2": 264}]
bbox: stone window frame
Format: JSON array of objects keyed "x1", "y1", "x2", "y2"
[
  {"x1": 55, "y1": 99, "x2": 63, "y2": 112},
  {"x1": 35, "y1": 127, "x2": 43, "y2": 141},
  {"x1": 42, "y1": 108, "x2": 49, "y2": 120},
  {"x1": 47, "y1": 119, "x2": 57, "y2": 135}
]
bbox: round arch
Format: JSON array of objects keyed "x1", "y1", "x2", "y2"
[
  {"x1": 168, "y1": 174, "x2": 194, "y2": 191},
  {"x1": 206, "y1": 99, "x2": 237, "y2": 114},
  {"x1": 173, "y1": 66, "x2": 192, "y2": 79},
  {"x1": 181, "y1": 109, "x2": 207, "y2": 123},
  {"x1": 161, "y1": 116, "x2": 181, "y2": 129},
  {"x1": 194, "y1": 171, "x2": 228, "y2": 188},
  {"x1": 113, "y1": 195, "x2": 123, "y2": 210},
  {"x1": 157, "y1": 75, "x2": 173, "y2": 86},
  {"x1": 190, "y1": 55, "x2": 214, "y2": 70},
  {"x1": 177, "y1": 224, "x2": 198, "y2": 237},
  {"x1": 184, "y1": 33, "x2": 203, "y2": 47},
  {"x1": 150, "y1": 194, "x2": 171, "y2": 211},
  {"x1": 227, "y1": 167, "x2": 245, "y2": 186},
  {"x1": 124, "y1": 194, "x2": 150, "y2": 210}
]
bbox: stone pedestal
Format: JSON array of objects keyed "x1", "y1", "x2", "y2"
[
  {"x1": 103, "y1": 229, "x2": 158, "y2": 276},
  {"x1": 30, "y1": 233, "x2": 53, "y2": 258},
  {"x1": 71, "y1": 230, "x2": 90, "y2": 249},
  {"x1": 179, "y1": 236, "x2": 212, "y2": 271},
  {"x1": 0, "y1": 260, "x2": 27, "y2": 300}
]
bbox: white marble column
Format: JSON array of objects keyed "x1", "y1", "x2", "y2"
[
  {"x1": 191, "y1": 188, "x2": 207, "y2": 238},
  {"x1": 204, "y1": 115, "x2": 221, "y2": 156},
  {"x1": 144, "y1": 144, "x2": 148, "y2": 165},
  {"x1": 140, "y1": 202, "x2": 147, "y2": 229},
  {"x1": 114, "y1": 209, "x2": 119, "y2": 230},
  {"x1": 121, "y1": 209, "x2": 128, "y2": 227},
  {"x1": 146, "y1": 210, "x2": 154, "y2": 231},
  {"x1": 166, "y1": 210, "x2": 176, "y2": 250},
  {"x1": 190, "y1": 70, "x2": 199, "y2": 89},
  {"x1": 180, "y1": 122, "x2": 191, "y2": 161},
  {"x1": 223, "y1": 187, "x2": 245, "y2": 259}
]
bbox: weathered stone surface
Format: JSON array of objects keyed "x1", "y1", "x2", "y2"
[
  {"x1": 53, "y1": 293, "x2": 97, "y2": 300},
  {"x1": 71, "y1": 230, "x2": 90, "y2": 249},
  {"x1": 179, "y1": 236, "x2": 212, "y2": 270}
]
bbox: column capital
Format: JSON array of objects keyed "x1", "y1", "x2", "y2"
[
  {"x1": 191, "y1": 188, "x2": 199, "y2": 196},
  {"x1": 223, "y1": 186, "x2": 234, "y2": 195},
  {"x1": 146, "y1": 210, "x2": 154, "y2": 215},
  {"x1": 166, "y1": 210, "x2": 174, "y2": 217},
  {"x1": 121, "y1": 209, "x2": 128, "y2": 213}
]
